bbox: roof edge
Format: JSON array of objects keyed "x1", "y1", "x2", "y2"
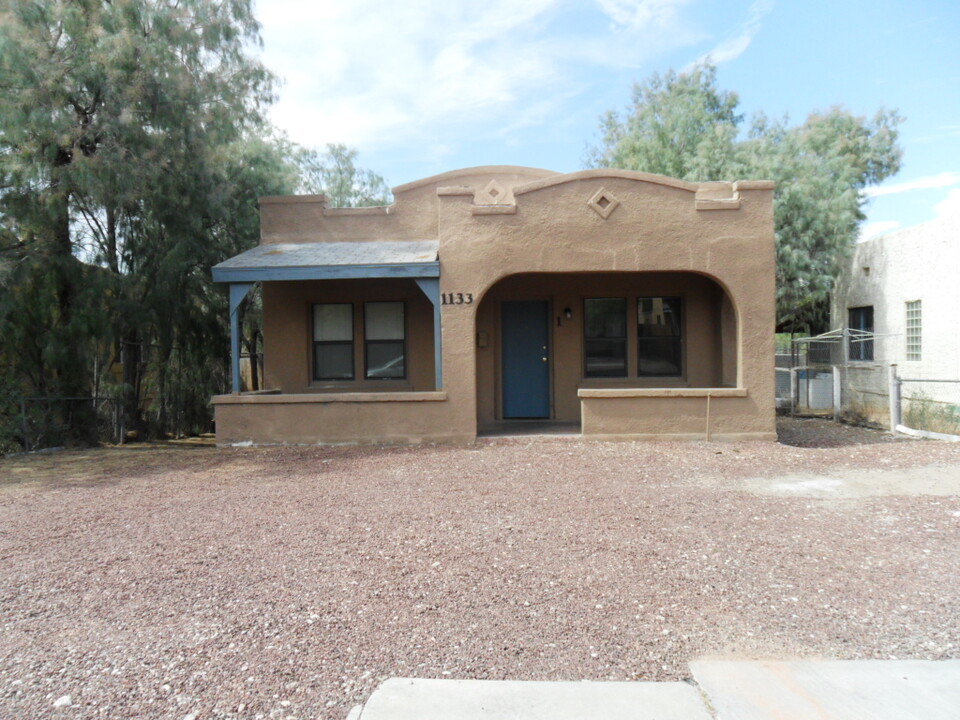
[
  {"x1": 514, "y1": 169, "x2": 699, "y2": 196},
  {"x1": 392, "y1": 166, "x2": 558, "y2": 194}
]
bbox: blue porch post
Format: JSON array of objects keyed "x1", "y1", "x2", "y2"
[
  {"x1": 229, "y1": 283, "x2": 255, "y2": 393},
  {"x1": 415, "y1": 278, "x2": 442, "y2": 389}
]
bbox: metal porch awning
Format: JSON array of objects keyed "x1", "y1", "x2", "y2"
[
  {"x1": 211, "y1": 240, "x2": 439, "y2": 282},
  {"x1": 212, "y1": 241, "x2": 442, "y2": 393}
]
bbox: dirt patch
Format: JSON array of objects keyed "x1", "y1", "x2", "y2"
[
  {"x1": 776, "y1": 416, "x2": 902, "y2": 447},
  {"x1": 1, "y1": 420, "x2": 959, "y2": 720}
]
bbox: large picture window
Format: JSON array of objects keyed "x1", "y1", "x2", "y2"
[
  {"x1": 848, "y1": 306, "x2": 874, "y2": 361},
  {"x1": 584, "y1": 298, "x2": 627, "y2": 377},
  {"x1": 313, "y1": 303, "x2": 354, "y2": 380},
  {"x1": 637, "y1": 297, "x2": 682, "y2": 376},
  {"x1": 365, "y1": 302, "x2": 406, "y2": 379}
]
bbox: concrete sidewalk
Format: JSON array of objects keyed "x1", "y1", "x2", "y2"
[
  {"x1": 346, "y1": 660, "x2": 960, "y2": 719},
  {"x1": 690, "y1": 659, "x2": 960, "y2": 720}
]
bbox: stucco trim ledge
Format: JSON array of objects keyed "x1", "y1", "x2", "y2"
[
  {"x1": 578, "y1": 388, "x2": 748, "y2": 399},
  {"x1": 213, "y1": 391, "x2": 448, "y2": 405}
]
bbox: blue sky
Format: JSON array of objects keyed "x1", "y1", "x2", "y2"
[{"x1": 255, "y1": 0, "x2": 960, "y2": 237}]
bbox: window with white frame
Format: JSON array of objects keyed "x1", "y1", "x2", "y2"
[
  {"x1": 906, "y1": 300, "x2": 922, "y2": 361},
  {"x1": 313, "y1": 303, "x2": 354, "y2": 380},
  {"x1": 364, "y1": 301, "x2": 406, "y2": 379}
]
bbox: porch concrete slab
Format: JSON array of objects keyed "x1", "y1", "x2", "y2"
[
  {"x1": 690, "y1": 660, "x2": 960, "y2": 720},
  {"x1": 352, "y1": 677, "x2": 713, "y2": 720}
]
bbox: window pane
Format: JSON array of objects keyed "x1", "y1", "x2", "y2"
[
  {"x1": 906, "y1": 300, "x2": 921, "y2": 361},
  {"x1": 585, "y1": 339, "x2": 626, "y2": 377},
  {"x1": 637, "y1": 337, "x2": 682, "y2": 376},
  {"x1": 848, "y1": 306, "x2": 874, "y2": 361},
  {"x1": 366, "y1": 341, "x2": 405, "y2": 378},
  {"x1": 638, "y1": 297, "x2": 681, "y2": 376},
  {"x1": 314, "y1": 342, "x2": 353, "y2": 379},
  {"x1": 584, "y1": 298, "x2": 626, "y2": 338},
  {"x1": 365, "y1": 302, "x2": 404, "y2": 340},
  {"x1": 638, "y1": 297, "x2": 680, "y2": 337},
  {"x1": 313, "y1": 304, "x2": 353, "y2": 341}
]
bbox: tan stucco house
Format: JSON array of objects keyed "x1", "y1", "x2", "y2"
[{"x1": 212, "y1": 166, "x2": 776, "y2": 445}]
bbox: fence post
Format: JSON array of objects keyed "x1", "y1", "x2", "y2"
[
  {"x1": 832, "y1": 365, "x2": 841, "y2": 422},
  {"x1": 888, "y1": 364, "x2": 901, "y2": 433},
  {"x1": 20, "y1": 397, "x2": 29, "y2": 452},
  {"x1": 790, "y1": 367, "x2": 798, "y2": 415}
]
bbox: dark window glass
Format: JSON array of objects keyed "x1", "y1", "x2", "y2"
[
  {"x1": 637, "y1": 297, "x2": 682, "y2": 376},
  {"x1": 848, "y1": 306, "x2": 874, "y2": 361},
  {"x1": 584, "y1": 298, "x2": 627, "y2": 377},
  {"x1": 313, "y1": 304, "x2": 354, "y2": 380},
  {"x1": 365, "y1": 302, "x2": 405, "y2": 379}
]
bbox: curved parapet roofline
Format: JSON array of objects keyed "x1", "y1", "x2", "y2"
[
  {"x1": 513, "y1": 169, "x2": 775, "y2": 196},
  {"x1": 516, "y1": 169, "x2": 699, "y2": 195},
  {"x1": 392, "y1": 165, "x2": 559, "y2": 195}
]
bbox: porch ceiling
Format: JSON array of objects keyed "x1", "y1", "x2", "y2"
[{"x1": 211, "y1": 240, "x2": 439, "y2": 282}]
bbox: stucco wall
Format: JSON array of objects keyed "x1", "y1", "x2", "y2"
[
  {"x1": 261, "y1": 277, "x2": 436, "y2": 393},
  {"x1": 216, "y1": 166, "x2": 776, "y2": 445},
  {"x1": 832, "y1": 201, "x2": 960, "y2": 423},
  {"x1": 474, "y1": 272, "x2": 734, "y2": 426}
]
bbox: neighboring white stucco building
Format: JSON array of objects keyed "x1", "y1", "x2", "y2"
[{"x1": 831, "y1": 194, "x2": 960, "y2": 425}]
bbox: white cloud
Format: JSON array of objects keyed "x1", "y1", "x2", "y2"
[
  {"x1": 254, "y1": 0, "x2": 702, "y2": 152},
  {"x1": 863, "y1": 171, "x2": 960, "y2": 198},
  {"x1": 689, "y1": 0, "x2": 774, "y2": 67},
  {"x1": 595, "y1": 0, "x2": 692, "y2": 30},
  {"x1": 934, "y1": 187, "x2": 960, "y2": 221}
]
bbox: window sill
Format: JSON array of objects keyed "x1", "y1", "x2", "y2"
[
  {"x1": 578, "y1": 387, "x2": 747, "y2": 399},
  {"x1": 214, "y1": 391, "x2": 447, "y2": 405},
  {"x1": 308, "y1": 380, "x2": 414, "y2": 391}
]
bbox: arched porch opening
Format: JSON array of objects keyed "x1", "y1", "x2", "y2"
[{"x1": 474, "y1": 271, "x2": 739, "y2": 432}]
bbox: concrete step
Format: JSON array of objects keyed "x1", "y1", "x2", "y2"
[{"x1": 348, "y1": 677, "x2": 713, "y2": 720}]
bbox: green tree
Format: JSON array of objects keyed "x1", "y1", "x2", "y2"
[
  {"x1": 299, "y1": 143, "x2": 392, "y2": 207},
  {"x1": 0, "y1": 0, "x2": 275, "y2": 442},
  {"x1": 590, "y1": 63, "x2": 902, "y2": 332}
]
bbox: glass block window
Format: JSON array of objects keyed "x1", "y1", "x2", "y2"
[
  {"x1": 848, "y1": 306, "x2": 874, "y2": 361},
  {"x1": 906, "y1": 300, "x2": 922, "y2": 361},
  {"x1": 364, "y1": 302, "x2": 405, "y2": 379},
  {"x1": 584, "y1": 298, "x2": 627, "y2": 377},
  {"x1": 313, "y1": 304, "x2": 354, "y2": 380},
  {"x1": 637, "y1": 297, "x2": 682, "y2": 376}
]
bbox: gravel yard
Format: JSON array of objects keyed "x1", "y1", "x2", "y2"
[{"x1": 2, "y1": 418, "x2": 959, "y2": 720}]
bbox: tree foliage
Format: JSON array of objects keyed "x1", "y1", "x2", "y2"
[
  {"x1": 590, "y1": 64, "x2": 903, "y2": 332},
  {"x1": 0, "y1": 0, "x2": 285, "y2": 445},
  {"x1": 0, "y1": 1, "x2": 393, "y2": 449},
  {"x1": 299, "y1": 144, "x2": 392, "y2": 207}
]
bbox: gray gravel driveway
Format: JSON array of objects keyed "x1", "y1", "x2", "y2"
[{"x1": 1, "y1": 419, "x2": 959, "y2": 719}]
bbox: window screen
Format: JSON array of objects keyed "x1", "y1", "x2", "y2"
[
  {"x1": 313, "y1": 304, "x2": 354, "y2": 380},
  {"x1": 637, "y1": 297, "x2": 681, "y2": 376},
  {"x1": 584, "y1": 298, "x2": 627, "y2": 377},
  {"x1": 365, "y1": 302, "x2": 405, "y2": 379}
]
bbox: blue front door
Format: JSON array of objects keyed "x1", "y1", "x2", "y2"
[{"x1": 501, "y1": 300, "x2": 550, "y2": 418}]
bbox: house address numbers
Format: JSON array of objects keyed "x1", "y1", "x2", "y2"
[{"x1": 441, "y1": 292, "x2": 474, "y2": 305}]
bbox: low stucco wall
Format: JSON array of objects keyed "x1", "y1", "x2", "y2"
[
  {"x1": 213, "y1": 392, "x2": 470, "y2": 445},
  {"x1": 579, "y1": 389, "x2": 775, "y2": 441}
]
